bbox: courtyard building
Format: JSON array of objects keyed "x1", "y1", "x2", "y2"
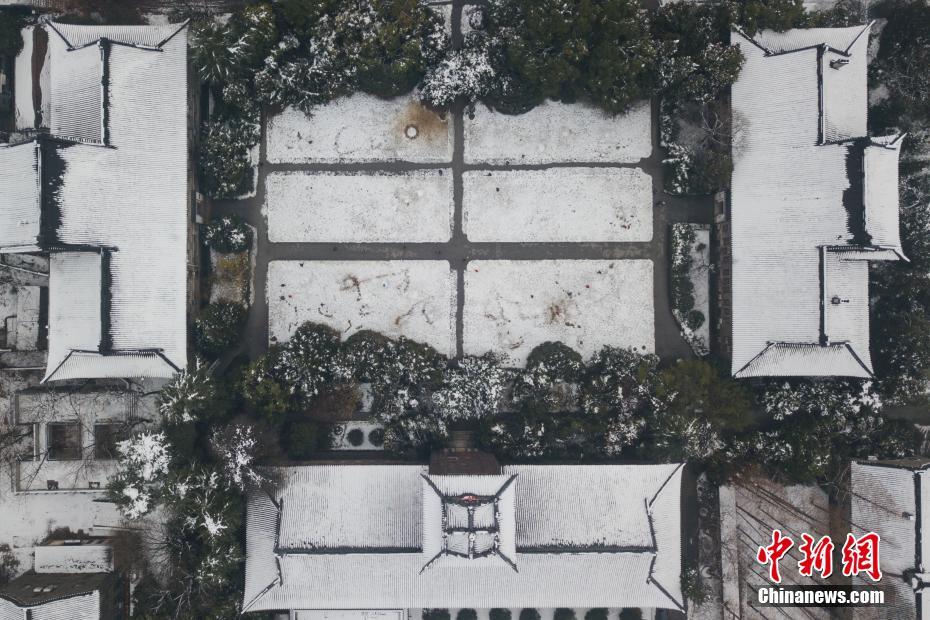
[
  {"x1": 243, "y1": 463, "x2": 684, "y2": 614},
  {"x1": 727, "y1": 24, "x2": 904, "y2": 378},
  {"x1": 0, "y1": 21, "x2": 190, "y2": 382}
]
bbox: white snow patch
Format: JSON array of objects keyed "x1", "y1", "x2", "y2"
[
  {"x1": 265, "y1": 170, "x2": 453, "y2": 243},
  {"x1": 464, "y1": 99, "x2": 652, "y2": 164},
  {"x1": 268, "y1": 260, "x2": 456, "y2": 356},
  {"x1": 463, "y1": 167, "x2": 653, "y2": 242},
  {"x1": 463, "y1": 260, "x2": 655, "y2": 366},
  {"x1": 13, "y1": 27, "x2": 34, "y2": 131},
  {"x1": 267, "y1": 93, "x2": 453, "y2": 164}
]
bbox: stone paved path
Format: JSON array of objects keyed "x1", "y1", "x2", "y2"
[{"x1": 213, "y1": 0, "x2": 715, "y2": 365}]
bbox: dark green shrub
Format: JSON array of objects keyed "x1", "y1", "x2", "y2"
[
  {"x1": 0, "y1": 8, "x2": 28, "y2": 57},
  {"x1": 686, "y1": 309, "x2": 706, "y2": 331},
  {"x1": 284, "y1": 421, "x2": 325, "y2": 460},
  {"x1": 346, "y1": 428, "x2": 365, "y2": 447},
  {"x1": 423, "y1": 610, "x2": 451, "y2": 620},
  {"x1": 457, "y1": 610, "x2": 478, "y2": 620},
  {"x1": 519, "y1": 610, "x2": 541, "y2": 620},
  {"x1": 199, "y1": 117, "x2": 259, "y2": 199},
  {"x1": 619, "y1": 610, "x2": 643, "y2": 620},
  {"x1": 194, "y1": 302, "x2": 247, "y2": 359},
  {"x1": 490, "y1": 610, "x2": 511, "y2": 620},
  {"x1": 584, "y1": 610, "x2": 608, "y2": 620},
  {"x1": 368, "y1": 427, "x2": 385, "y2": 447},
  {"x1": 205, "y1": 215, "x2": 252, "y2": 253},
  {"x1": 554, "y1": 609, "x2": 575, "y2": 620}
]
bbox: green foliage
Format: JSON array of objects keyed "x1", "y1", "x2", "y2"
[
  {"x1": 519, "y1": 610, "x2": 541, "y2": 620},
  {"x1": 198, "y1": 117, "x2": 259, "y2": 199},
  {"x1": 681, "y1": 565, "x2": 706, "y2": 604},
  {"x1": 734, "y1": 0, "x2": 807, "y2": 35},
  {"x1": 686, "y1": 309, "x2": 706, "y2": 331},
  {"x1": 240, "y1": 345, "x2": 299, "y2": 420},
  {"x1": 513, "y1": 341, "x2": 585, "y2": 410},
  {"x1": 490, "y1": 610, "x2": 512, "y2": 620},
  {"x1": 0, "y1": 8, "x2": 28, "y2": 57},
  {"x1": 483, "y1": 0, "x2": 660, "y2": 114},
  {"x1": 159, "y1": 359, "x2": 229, "y2": 425},
  {"x1": 0, "y1": 544, "x2": 19, "y2": 586},
  {"x1": 584, "y1": 610, "x2": 608, "y2": 620},
  {"x1": 619, "y1": 609, "x2": 643, "y2": 620},
  {"x1": 194, "y1": 302, "x2": 247, "y2": 359},
  {"x1": 874, "y1": 0, "x2": 930, "y2": 123},
  {"x1": 205, "y1": 215, "x2": 252, "y2": 254},
  {"x1": 670, "y1": 223, "x2": 697, "y2": 314},
  {"x1": 423, "y1": 610, "x2": 451, "y2": 620},
  {"x1": 368, "y1": 427, "x2": 385, "y2": 447},
  {"x1": 457, "y1": 610, "x2": 479, "y2": 620},
  {"x1": 284, "y1": 420, "x2": 327, "y2": 459},
  {"x1": 653, "y1": 3, "x2": 744, "y2": 102}
]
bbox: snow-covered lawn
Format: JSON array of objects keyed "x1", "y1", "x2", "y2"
[
  {"x1": 463, "y1": 260, "x2": 655, "y2": 366},
  {"x1": 268, "y1": 261, "x2": 456, "y2": 355},
  {"x1": 464, "y1": 99, "x2": 652, "y2": 164},
  {"x1": 265, "y1": 170, "x2": 453, "y2": 243},
  {"x1": 463, "y1": 167, "x2": 653, "y2": 242},
  {"x1": 670, "y1": 223, "x2": 711, "y2": 356},
  {"x1": 266, "y1": 93, "x2": 453, "y2": 164}
]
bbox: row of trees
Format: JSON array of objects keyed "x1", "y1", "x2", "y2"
[
  {"x1": 192, "y1": 0, "x2": 845, "y2": 198},
  {"x1": 869, "y1": 0, "x2": 930, "y2": 404},
  {"x1": 107, "y1": 362, "x2": 256, "y2": 619}
]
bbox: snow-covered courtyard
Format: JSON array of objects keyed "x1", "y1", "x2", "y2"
[
  {"x1": 463, "y1": 260, "x2": 655, "y2": 366},
  {"x1": 464, "y1": 100, "x2": 652, "y2": 164},
  {"x1": 463, "y1": 167, "x2": 653, "y2": 242},
  {"x1": 265, "y1": 171, "x2": 454, "y2": 243},
  {"x1": 268, "y1": 260, "x2": 457, "y2": 355},
  {"x1": 266, "y1": 93, "x2": 453, "y2": 164}
]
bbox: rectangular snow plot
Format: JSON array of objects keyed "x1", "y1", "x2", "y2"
[
  {"x1": 464, "y1": 99, "x2": 652, "y2": 164},
  {"x1": 265, "y1": 171, "x2": 453, "y2": 243},
  {"x1": 268, "y1": 261, "x2": 456, "y2": 356},
  {"x1": 463, "y1": 260, "x2": 655, "y2": 366},
  {"x1": 463, "y1": 168, "x2": 653, "y2": 242},
  {"x1": 267, "y1": 93, "x2": 453, "y2": 164}
]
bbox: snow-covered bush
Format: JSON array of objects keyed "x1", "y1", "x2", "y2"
[
  {"x1": 419, "y1": 34, "x2": 496, "y2": 108},
  {"x1": 205, "y1": 215, "x2": 252, "y2": 254},
  {"x1": 198, "y1": 117, "x2": 260, "y2": 199},
  {"x1": 760, "y1": 379, "x2": 882, "y2": 421},
  {"x1": 432, "y1": 354, "x2": 508, "y2": 422},
  {"x1": 194, "y1": 302, "x2": 247, "y2": 359},
  {"x1": 109, "y1": 431, "x2": 172, "y2": 519},
  {"x1": 191, "y1": 4, "x2": 277, "y2": 85},
  {"x1": 210, "y1": 425, "x2": 263, "y2": 491},
  {"x1": 512, "y1": 341, "x2": 584, "y2": 411},
  {"x1": 158, "y1": 359, "x2": 220, "y2": 425}
]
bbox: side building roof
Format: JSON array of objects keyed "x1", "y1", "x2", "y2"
[
  {"x1": 11, "y1": 21, "x2": 191, "y2": 382},
  {"x1": 243, "y1": 464, "x2": 684, "y2": 612},
  {"x1": 729, "y1": 24, "x2": 903, "y2": 379}
]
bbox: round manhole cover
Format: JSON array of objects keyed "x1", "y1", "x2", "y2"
[{"x1": 405, "y1": 124, "x2": 419, "y2": 139}]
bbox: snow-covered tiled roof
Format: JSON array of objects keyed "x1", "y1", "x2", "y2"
[
  {"x1": 0, "y1": 591, "x2": 100, "y2": 620},
  {"x1": 244, "y1": 464, "x2": 684, "y2": 612},
  {"x1": 849, "y1": 461, "x2": 930, "y2": 619},
  {"x1": 729, "y1": 25, "x2": 903, "y2": 378},
  {"x1": 6, "y1": 22, "x2": 190, "y2": 381},
  {"x1": 0, "y1": 142, "x2": 41, "y2": 252}
]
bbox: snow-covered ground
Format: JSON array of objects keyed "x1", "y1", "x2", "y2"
[
  {"x1": 265, "y1": 170, "x2": 453, "y2": 243},
  {"x1": 463, "y1": 168, "x2": 653, "y2": 242},
  {"x1": 463, "y1": 260, "x2": 655, "y2": 366},
  {"x1": 464, "y1": 99, "x2": 652, "y2": 164},
  {"x1": 268, "y1": 261, "x2": 456, "y2": 355},
  {"x1": 267, "y1": 94, "x2": 453, "y2": 164}
]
